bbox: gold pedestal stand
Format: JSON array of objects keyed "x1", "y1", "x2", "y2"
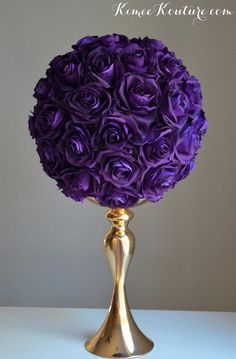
[{"x1": 85, "y1": 207, "x2": 154, "y2": 358}]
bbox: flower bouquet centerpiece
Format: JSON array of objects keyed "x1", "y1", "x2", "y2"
[{"x1": 29, "y1": 34, "x2": 207, "y2": 358}]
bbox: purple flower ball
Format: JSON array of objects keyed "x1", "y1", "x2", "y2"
[{"x1": 29, "y1": 34, "x2": 207, "y2": 208}]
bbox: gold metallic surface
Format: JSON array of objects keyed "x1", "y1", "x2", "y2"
[{"x1": 85, "y1": 207, "x2": 154, "y2": 358}]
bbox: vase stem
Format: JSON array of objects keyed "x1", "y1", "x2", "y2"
[{"x1": 85, "y1": 208, "x2": 154, "y2": 358}]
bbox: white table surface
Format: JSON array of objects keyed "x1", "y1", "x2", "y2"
[{"x1": 0, "y1": 307, "x2": 235, "y2": 359}]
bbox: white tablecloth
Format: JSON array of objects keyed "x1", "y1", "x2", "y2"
[{"x1": 0, "y1": 307, "x2": 235, "y2": 358}]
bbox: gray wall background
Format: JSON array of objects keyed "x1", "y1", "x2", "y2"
[{"x1": 0, "y1": 0, "x2": 235, "y2": 311}]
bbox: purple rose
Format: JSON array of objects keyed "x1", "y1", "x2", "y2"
[
  {"x1": 161, "y1": 76, "x2": 203, "y2": 129},
  {"x1": 132, "y1": 37, "x2": 165, "y2": 52},
  {"x1": 193, "y1": 110, "x2": 208, "y2": 138},
  {"x1": 58, "y1": 168, "x2": 100, "y2": 201},
  {"x1": 143, "y1": 163, "x2": 179, "y2": 201},
  {"x1": 183, "y1": 76, "x2": 202, "y2": 117},
  {"x1": 33, "y1": 77, "x2": 55, "y2": 100},
  {"x1": 161, "y1": 79, "x2": 190, "y2": 128},
  {"x1": 157, "y1": 50, "x2": 186, "y2": 79},
  {"x1": 86, "y1": 47, "x2": 123, "y2": 88},
  {"x1": 100, "y1": 34, "x2": 130, "y2": 51},
  {"x1": 141, "y1": 128, "x2": 176, "y2": 166},
  {"x1": 72, "y1": 35, "x2": 100, "y2": 51},
  {"x1": 98, "y1": 151, "x2": 140, "y2": 187},
  {"x1": 177, "y1": 159, "x2": 195, "y2": 181},
  {"x1": 36, "y1": 138, "x2": 63, "y2": 178},
  {"x1": 94, "y1": 112, "x2": 144, "y2": 149},
  {"x1": 175, "y1": 124, "x2": 201, "y2": 164},
  {"x1": 48, "y1": 51, "x2": 84, "y2": 91},
  {"x1": 65, "y1": 83, "x2": 111, "y2": 122},
  {"x1": 58, "y1": 123, "x2": 93, "y2": 167},
  {"x1": 117, "y1": 74, "x2": 161, "y2": 115},
  {"x1": 120, "y1": 43, "x2": 157, "y2": 74},
  {"x1": 96, "y1": 183, "x2": 139, "y2": 208},
  {"x1": 33, "y1": 102, "x2": 66, "y2": 139}
]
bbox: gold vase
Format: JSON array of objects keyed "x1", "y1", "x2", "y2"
[{"x1": 85, "y1": 204, "x2": 154, "y2": 358}]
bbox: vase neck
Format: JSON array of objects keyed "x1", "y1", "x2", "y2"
[{"x1": 105, "y1": 208, "x2": 135, "y2": 285}]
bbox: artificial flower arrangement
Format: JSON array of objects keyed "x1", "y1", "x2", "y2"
[{"x1": 29, "y1": 34, "x2": 207, "y2": 207}]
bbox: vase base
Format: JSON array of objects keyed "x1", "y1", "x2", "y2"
[
  {"x1": 85, "y1": 337, "x2": 153, "y2": 359},
  {"x1": 84, "y1": 310, "x2": 154, "y2": 358}
]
